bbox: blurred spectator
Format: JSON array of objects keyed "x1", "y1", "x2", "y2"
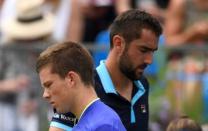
[
  {"x1": 44, "y1": 0, "x2": 81, "y2": 42},
  {"x1": 166, "y1": 116, "x2": 202, "y2": 131},
  {"x1": 0, "y1": 0, "x2": 55, "y2": 130},
  {"x1": 1, "y1": 0, "x2": 54, "y2": 42},
  {"x1": 164, "y1": 0, "x2": 208, "y2": 46},
  {"x1": 0, "y1": 75, "x2": 29, "y2": 131},
  {"x1": 67, "y1": 0, "x2": 85, "y2": 42},
  {"x1": 137, "y1": 0, "x2": 169, "y2": 24},
  {"x1": 79, "y1": 0, "x2": 172, "y2": 44},
  {"x1": 80, "y1": 0, "x2": 127, "y2": 43},
  {"x1": 0, "y1": 0, "x2": 76, "y2": 42},
  {"x1": 164, "y1": 0, "x2": 208, "y2": 122},
  {"x1": 81, "y1": 0, "x2": 169, "y2": 43}
]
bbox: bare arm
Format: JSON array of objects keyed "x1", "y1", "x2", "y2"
[
  {"x1": 165, "y1": 0, "x2": 208, "y2": 46},
  {"x1": 115, "y1": 0, "x2": 131, "y2": 14},
  {"x1": 164, "y1": 0, "x2": 188, "y2": 46},
  {"x1": 66, "y1": 0, "x2": 84, "y2": 42},
  {"x1": 0, "y1": 0, "x2": 4, "y2": 8},
  {"x1": 0, "y1": 75, "x2": 29, "y2": 92}
]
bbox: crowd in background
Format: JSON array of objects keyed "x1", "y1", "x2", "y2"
[{"x1": 0, "y1": 0, "x2": 208, "y2": 131}]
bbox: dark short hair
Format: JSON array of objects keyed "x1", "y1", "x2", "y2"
[
  {"x1": 109, "y1": 9, "x2": 163, "y2": 48},
  {"x1": 36, "y1": 41, "x2": 94, "y2": 86}
]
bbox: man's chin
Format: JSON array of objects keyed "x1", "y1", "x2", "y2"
[
  {"x1": 128, "y1": 75, "x2": 142, "y2": 81},
  {"x1": 134, "y1": 73, "x2": 143, "y2": 80}
]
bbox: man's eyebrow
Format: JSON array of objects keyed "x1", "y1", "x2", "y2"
[{"x1": 140, "y1": 45, "x2": 158, "y2": 51}]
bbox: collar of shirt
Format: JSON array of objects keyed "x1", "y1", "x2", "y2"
[
  {"x1": 96, "y1": 60, "x2": 145, "y2": 95},
  {"x1": 78, "y1": 98, "x2": 100, "y2": 122}
]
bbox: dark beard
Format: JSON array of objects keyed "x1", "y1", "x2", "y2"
[{"x1": 119, "y1": 52, "x2": 140, "y2": 81}]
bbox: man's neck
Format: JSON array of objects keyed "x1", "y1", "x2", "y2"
[
  {"x1": 73, "y1": 86, "x2": 98, "y2": 119},
  {"x1": 105, "y1": 58, "x2": 133, "y2": 102}
]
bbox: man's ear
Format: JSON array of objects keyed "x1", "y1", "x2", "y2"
[
  {"x1": 65, "y1": 71, "x2": 79, "y2": 87},
  {"x1": 112, "y1": 35, "x2": 125, "y2": 53}
]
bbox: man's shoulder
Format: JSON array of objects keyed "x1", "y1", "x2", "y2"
[
  {"x1": 91, "y1": 102, "x2": 126, "y2": 130},
  {"x1": 90, "y1": 101, "x2": 126, "y2": 131},
  {"x1": 83, "y1": 100, "x2": 121, "y2": 124},
  {"x1": 88, "y1": 100, "x2": 119, "y2": 119},
  {"x1": 77, "y1": 100, "x2": 124, "y2": 130}
]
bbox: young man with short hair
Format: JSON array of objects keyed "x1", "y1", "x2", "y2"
[{"x1": 36, "y1": 41, "x2": 126, "y2": 131}]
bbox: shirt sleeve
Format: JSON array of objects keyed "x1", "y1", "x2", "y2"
[{"x1": 50, "y1": 110, "x2": 77, "y2": 131}]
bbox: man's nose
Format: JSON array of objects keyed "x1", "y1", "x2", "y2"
[
  {"x1": 43, "y1": 89, "x2": 50, "y2": 100},
  {"x1": 144, "y1": 52, "x2": 153, "y2": 65}
]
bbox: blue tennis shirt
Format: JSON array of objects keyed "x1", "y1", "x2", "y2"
[{"x1": 72, "y1": 99, "x2": 126, "y2": 131}]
